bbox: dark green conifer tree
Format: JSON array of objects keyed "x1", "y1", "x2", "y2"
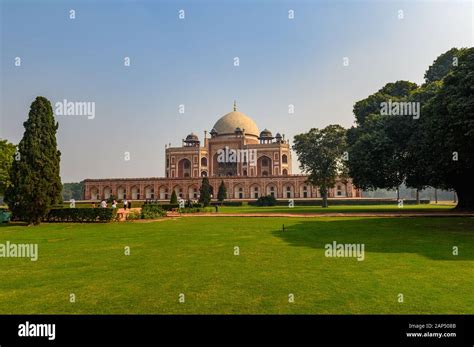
[
  {"x1": 199, "y1": 176, "x2": 212, "y2": 207},
  {"x1": 217, "y1": 180, "x2": 227, "y2": 205},
  {"x1": 5, "y1": 97, "x2": 62, "y2": 224},
  {"x1": 170, "y1": 190, "x2": 178, "y2": 204}
]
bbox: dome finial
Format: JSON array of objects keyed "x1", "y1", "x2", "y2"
[{"x1": 233, "y1": 100, "x2": 237, "y2": 112}]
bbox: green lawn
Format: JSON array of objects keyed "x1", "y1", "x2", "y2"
[
  {"x1": 217, "y1": 203, "x2": 455, "y2": 214},
  {"x1": 0, "y1": 216, "x2": 473, "y2": 314},
  {"x1": 56, "y1": 202, "x2": 456, "y2": 214}
]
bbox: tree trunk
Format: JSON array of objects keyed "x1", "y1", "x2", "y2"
[
  {"x1": 416, "y1": 189, "x2": 420, "y2": 205},
  {"x1": 454, "y1": 183, "x2": 474, "y2": 210},
  {"x1": 397, "y1": 187, "x2": 400, "y2": 201},
  {"x1": 321, "y1": 186, "x2": 328, "y2": 208},
  {"x1": 434, "y1": 188, "x2": 438, "y2": 204},
  {"x1": 322, "y1": 192, "x2": 328, "y2": 208}
]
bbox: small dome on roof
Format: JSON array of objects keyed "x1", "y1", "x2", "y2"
[
  {"x1": 185, "y1": 133, "x2": 199, "y2": 141},
  {"x1": 260, "y1": 128, "x2": 273, "y2": 138},
  {"x1": 275, "y1": 132, "x2": 282, "y2": 138}
]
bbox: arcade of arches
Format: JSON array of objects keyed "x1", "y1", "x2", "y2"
[{"x1": 84, "y1": 176, "x2": 360, "y2": 201}]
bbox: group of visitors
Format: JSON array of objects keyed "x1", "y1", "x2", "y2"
[
  {"x1": 123, "y1": 199, "x2": 132, "y2": 209},
  {"x1": 92, "y1": 199, "x2": 131, "y2": 209}
]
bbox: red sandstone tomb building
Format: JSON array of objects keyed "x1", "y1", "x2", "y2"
[{"x1": 83, "y1": 103, "x2": 361, "y2": 201}]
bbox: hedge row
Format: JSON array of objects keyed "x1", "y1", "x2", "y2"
[
  {"x1": 141, "y1": 204, "x2": 166, "y2": 219},
  {"x1": 44, "y1": 208, "x2": 117, "y2": 222},
  {"x1": 247, "y1": 198, "x2": 430, "y2": 206},
  {"x1": 160, "y1": 204, "x2": 180, "y2": 211},
  {"x1": 179, "y1": 207, "x2": 215, "y2": 213},
  {"x1": 250, "y1": 195, "x2": 277, "y2": 206}
]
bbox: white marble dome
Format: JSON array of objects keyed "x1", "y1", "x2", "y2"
[{"x1": 212, "y1": 110, "x2": 259, "y2": 137}]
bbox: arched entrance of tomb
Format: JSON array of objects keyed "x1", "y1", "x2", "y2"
[
  {"x1": 131, "y1": 186, "x2": 140, "y2": 200},
  {"x1": 233, "y1": 184, "x2": 245, "y2": 199},
  {"x1": 283, "y1": 183, "x2": 294, "y2": 199},
  {"x1": 117, "y1": 186, "x2": 125, "y2": 200},
  {"x1": 250, "y1": 183, "x2": 261, "y2": 199},
  {"x1": 266, "y1": 183, "x2": 277, "y2": 197},
  {"x1": 103, "y1": 187, "x2": 112, "y2": 200},
  {"x1": 178, "y1": 159, "x2": 192, "y2": 178},
  {"x1": 90, "y1": 187, "x2": 99, "y2": 200},
  {"x1": 144, "y1": 185, "x2": 154, "y2": 199},
  {"x1": 159, "y1": 185, "x2": 168, "y2": 200},
  {"x1": 213, "y1": 151, "x2": 237, "y2": 176},
  {"x1": 257, "y1": 156, "x2": 272, "y2": 176}
]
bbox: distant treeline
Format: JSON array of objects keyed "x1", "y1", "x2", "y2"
[
  {"x1": 62, "y1": 181, "x2": 84, "y2": 201},
  {"x1": 363, "y1": 185, "x2": 456, "y2": 201}
]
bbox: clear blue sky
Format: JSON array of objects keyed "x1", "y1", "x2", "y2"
[{"x1": 1, "y1": 0, "x2": 472, "y2": 182}]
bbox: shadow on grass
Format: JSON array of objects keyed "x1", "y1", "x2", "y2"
[
  {"x1": 0, "y1": 222, "x2": 29, "y2": 228},
  {"x1": 271, "y1": 217, "x2": 474, "y2": 261}
]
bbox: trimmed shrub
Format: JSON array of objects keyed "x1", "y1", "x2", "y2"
[
  {"x1": 160, "y1": 204, "x2": 180, "y2": 211},
  {"x1": 44, "y1": 208, "x2": 117, "y2": 223},
  {"x1": 126, "y1": 210, "x2": 141, "y2": 220},
  {"x1": 141, "y1": 204, "x2": 165, "y2": 219},
  {"x1": 254, "y1": 195, "x2": 277, "y2": 206},
  {"x1": 170, "y1": 191, "x2": 178, "y2": 204}
]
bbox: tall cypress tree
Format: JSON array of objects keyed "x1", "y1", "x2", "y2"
[
  {"x1": 170, "y1": 190, "x2": 178, "y2": 204},
  {"x1": 5, "y1": 97, "x2": 62, "y2": 224},
  {"x1": 199, "y1": 177, "x2": 212, "y2": 207},
  {"x1": 217, "y1": 180, "x2": 226, "y2": 205}
]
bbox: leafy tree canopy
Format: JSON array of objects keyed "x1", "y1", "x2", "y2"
[
  {"x1": 0, "y1": 139, "x2": 16, "y2": 196},
  {"x1": 424, "y1": 47, "x2": 465, "y2": 84},
  {"x1": 62, "y1": 181, "x2": 84, "y2": 201},
  {"x1": 293, "y1": 124, "x2": 347, "y2": 207},
  {"x1": 348, "y1": 47, "x2": 474, "y2": 209}
]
